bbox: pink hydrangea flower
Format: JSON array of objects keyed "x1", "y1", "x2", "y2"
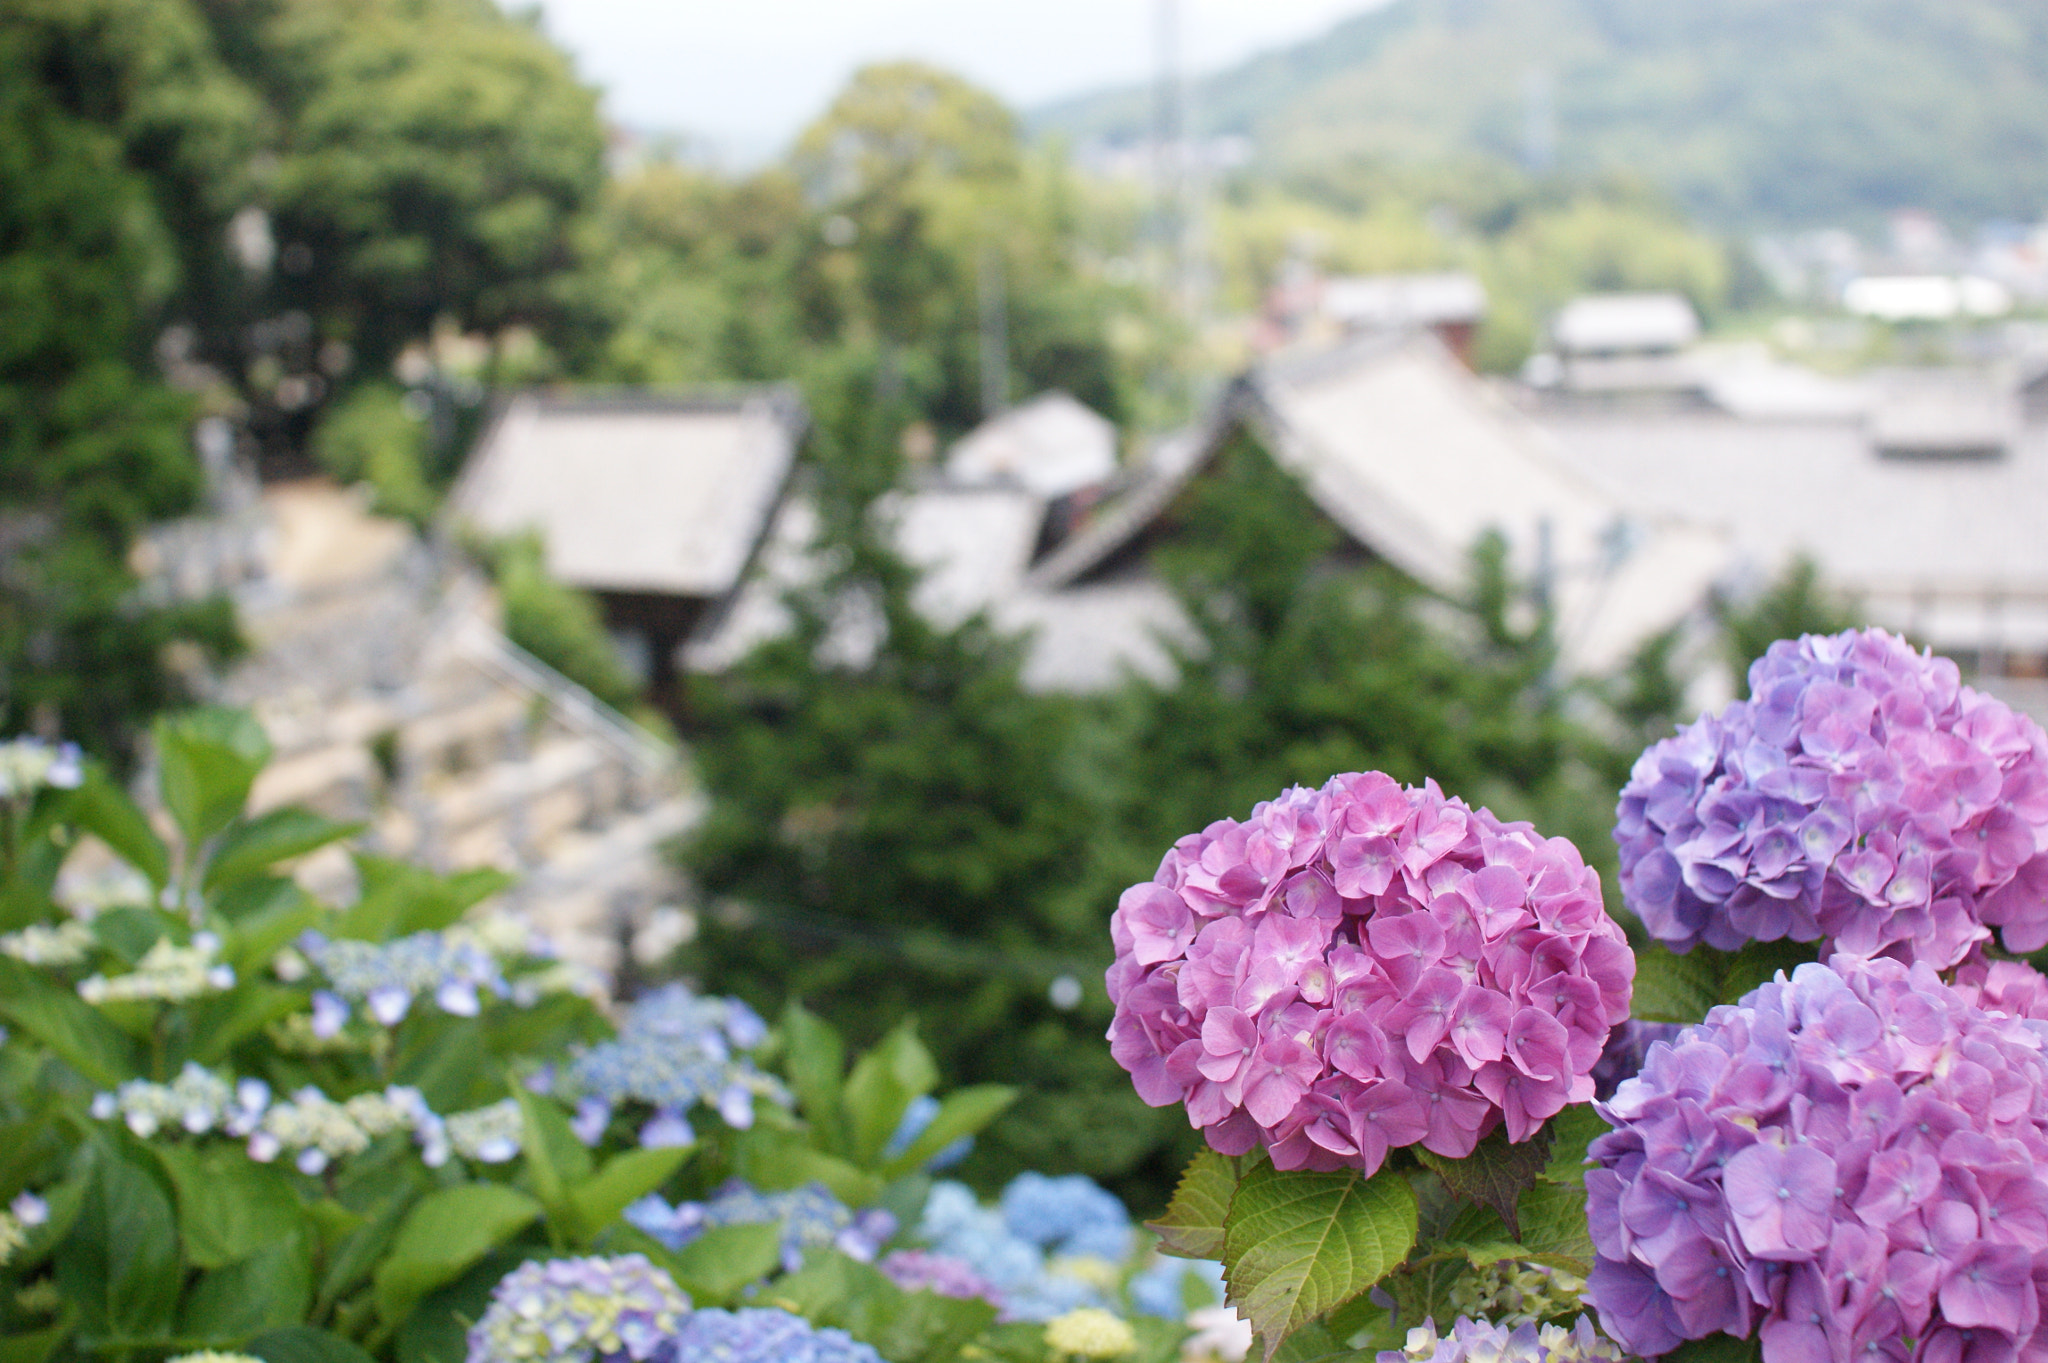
[{"x1": 1106, "y1": 773, "x2": 1634, "y2": 1172}]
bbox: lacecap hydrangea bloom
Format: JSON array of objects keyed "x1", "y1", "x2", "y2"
[
  {"x1": 1585, "y1": 955, "x2": 2048, "y2": 1363},
  {"x1": 466, "y1": 1254, "x2": 689, "y2": 1363},
  {"x1": 915, "y1": 1177, "x2": 1134, "y2": 1322},
  {"x1": 565, "y1": 984, "x2": 784, "y2": 1149},
  {"x1": 1381, "y1": 1317, "x2": 1623, "y2": 1363},
  {"x1": 624, "y1": 1181, "x2": 894, "y2": 1273},
  {"x1": 1108, "y1": 773, "x2": 1633, "y2": 1169},
  {"x1": 650, "y1": 1308, "x2": 881, "y2": 1363},
  {"x1": 1616, "y1": 628, "x2": 2048, "y2": 967}
]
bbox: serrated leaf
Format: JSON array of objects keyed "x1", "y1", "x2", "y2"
[
  {"x1": 842, "y1": 1023, "x2": 939, "y2": 1166},
  {"x1": 669, "y1": 1222, "x2": 784, "y2": 1302},
  {"x1": 1414, "y1": 1122, "x2": 1552, "y2": 1237},
  {"x1": 767, "y1": 1249, "x2": 997, "y2": 1363},
  {"x1": 512, "y1": 1086, "x2": 594, "y2": 1226},
  {"x1": 70, "y1": 771, "x2": 168, "y2": 893},
  {"x1": 1541, "y1": 1105, "x2": 1607, "y2": 1187},
  {"x1": 780, "y1": 1002, "x2": 847, "y2": 1152},
  {"x1": 155, "y1": 707, "x2": 271, "y2": 848},
  {"x1": 1631, "y1": 943, "x2": 1720, "y2": 1024},
  {"x1": 0, "y1": 958, "x2": 140, "y2": 1086},
  {"x1": 0, "y1": 1310, "x2": 75, "y2": 1363},
  {"x1": 1148, "y1": 1148, "x2": 1240, "y2": 1260},
  {"x1": 204, "y1": 808, "x2": 360, "y2": 894},
  {"x1": 569, "y1": 1145, "x2": 692, "y2": 1241},
  {"x1": 879, "y1": 1084, "x2": 1016, "y2": 1177},
  {"x1": 1222, "y1": 1161, "x2": 1419, "y2": 1360},
  {"x1": 1515, "y1": 1181, "x2": 1593, "y2": 1265},
  {"x1": 1718, "y1": 939, "x2": 1819, "y2": 1003},
  {"x1": 1377, "y1": 1252, "x2": 1473, "y2": 1337},
  {"x1": 246, "y1": 1325, "x2": 379, "y2": 1363},
  {"x1": 371, "y1": 1184, "x2": 541, "y2": 1324},
  {"x1": 153, "y1": 1144, "x2": 303, "y2": 1269}
]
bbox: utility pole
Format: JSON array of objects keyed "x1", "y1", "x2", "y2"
[{"x1": 978, "y1": 246, "x2": 1010, "y2": 419}]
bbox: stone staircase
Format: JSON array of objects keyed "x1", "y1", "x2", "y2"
[{"x1": 193, "y1": 483, "x2": 701, "y2": 976}]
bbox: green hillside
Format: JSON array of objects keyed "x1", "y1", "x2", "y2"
[{"x1": 1036, "y1": 0, "x2": 2048, "y2": 227}]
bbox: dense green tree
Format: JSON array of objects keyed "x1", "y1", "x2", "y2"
[{"x1": 0, "y1": 31, "x2": 237, "y2": 758}]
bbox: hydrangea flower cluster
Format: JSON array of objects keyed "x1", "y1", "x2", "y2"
[
  {"x1": 625, "y1": 1181, "x2": 894, "y2": 1273},
  {"x1": 649, "y1": 1307, "x2": 881, "y2": 1363},
  {"x1": 882, "y1": 1094, "x2": 972, "y2": 1169},
  {"x1": 78, "y1": 933, "x2": 234, "y2": 1004},
  {"x1": 914, "y1": 1177, "x2": 1135, "y2": 1322},
  {"x1": 0, "y1": 1192, "x2": 48, "y2": 1267},
  {"x1": 1616, "y1": 628, "x2": 2048, "y2": 967},
  {"x1": 301, "y1": 929, "x2": 510, "y2": 1030},
  {"x1": 876, "y1": 1249, "x2": 1005, "y2": 1303},
  {"x1": 90, "y1": 1063, "x2": 269, "y2": 1140},
  {"x1": 466, "y1": 1254, "x2": 689, "y2": 1363},
  {"x1": 565, "y1": 985, "x2": 784, "y2": 1149},
  {"x1": 87, "y1": 1068, "x2": 463, "y2": 1172},
  {"x1": 442, "y1": 1098, "x2": 524, "y2": 1164},
  {"x1": 1108, "y1": 773, "x2": 1633, "y2": 1168},
  {"x1": 250, "y1": 1084, "x2": 450, "y2": 1173},
  {"x1": 0, "y1": 920, "x2": 96, "y2": 967},
  {"x1": 1950, "y1": 954, "x2": 2048, "y2": 1022},
  {"x1": 1381, "y1": 1317, "x2": 1623, "y2": 1363},
  {"x1": 1585, "y1": 956, "x2": 2048, "y2": 1363},
  {"x1": 1043, "y1": 1306, "x2": 1137, "y2": 1358},
  {"x1": 1126, "y1": 1254, "x2": 1225, "y2": 1322},
  {"x1": 0, "y1": 738, "x2": 81, "y2": 799},
  {"x1": 1445, "y1": 1262, "x2": 1589, "y2": 1328},
  {"x1": 1001, "y1": 1174, "x2": 1135, "y2": 1261}
]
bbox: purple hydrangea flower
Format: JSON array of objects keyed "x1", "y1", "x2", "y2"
[
  {"x1": 625, "y1": 1182, "x2": 894, "y2": 1274},
  {"x1": 1380, "y1": 1316, "x2": 1624, "y2": 1363},
  {"x1": 1108, "y1": 773, "x2": 1634, "y2": 1171},
  {"x1": 650, "y1": 1307, "x2": 881, "y2": 1363},
  {"x1": 877, "y1": 1249, "x2": 1005, "y2": 1308},
  {"x1": 1585, "y1": 955, "x2": 2048, "y2": 1363},
  {"x1": 1615, "y1": 629, "x2": 2048, "y2": 967},
  {"x1": 466, "y1": 1255, "x2": 689, "y2": 1363}
]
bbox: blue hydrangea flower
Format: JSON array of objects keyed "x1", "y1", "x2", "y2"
[
  {"x1": 650, "y1": 1308, "x2": 880, "y2": 1363},
  {"x1": 914, "y1": 1178, "x2": 1136, "y2": 1322},
  {"x1": 882, "y1": 1095, "x2": 973, "y2": 1170},
  {"x1": 999, "y1": 1173, "x2": 1133, "y2": 1261},
  {"x1": 626, "y1": 1182, "x2": 894, "y2": 1273},
  {"x1": 1128, "y1": 1254, "x2": 1224, "y2": 1320},
  {"x1": 566, "y1": 985, "x2": 787, "y2": 1147},
  {"x1": 466, "y1": 1254, "x2": 689, "y2": 1363}
]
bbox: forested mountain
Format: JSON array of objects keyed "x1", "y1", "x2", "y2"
[{"x1": 1036, "y1": 0, "x2": 2048, "y2": 227}]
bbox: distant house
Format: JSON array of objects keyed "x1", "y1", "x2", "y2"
[
  {"x1": 1031, "y1": 333, "x2": 1731, "y2": 678},
  {"x1": 945, "y1": 391, "x2": 1118, "y2": 500},
  {"x1": 449, "y1": 388, "x2": 806, "y2": 703},
  {"x1": 1319, "y1": 272, "x2": 1488, "y2": 366},
  {"x1": 1531, "y1": 293, "x2": 1703, "y2": 398},
  {"x1": 1524, "y1": 365, "x2": 2048, "y2": 704}
]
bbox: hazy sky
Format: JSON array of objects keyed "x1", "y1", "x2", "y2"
[{"x1": 531, "y1": 0, "x2": 1382, "y2": 165}]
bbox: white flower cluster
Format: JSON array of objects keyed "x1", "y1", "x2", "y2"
[
  {"x1": 0, "y1": 1193, "x2": 49, "y2": 1267},
  {"x1": 78, "y1": 933, "x2": 234, "y2": 1004},
  {"x1": 250, "y1": 1085, "x2": 452, "y2": 1174},
  {"x1": 91, "y1": 1063, "x2": 268, "y2": 1139},
  {"x1": 444, "y1": 1098, "x2": 523, "y2": 1164},
  {"x1": 0, "y1": 739, "x2": 81, "y2": 799},
  {"x1": 87, "y1": 1066, "x2": 483, "y2": 1173},
  {"x1": 0, "y1": 920, "x2": 96, "y2": 966}
]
